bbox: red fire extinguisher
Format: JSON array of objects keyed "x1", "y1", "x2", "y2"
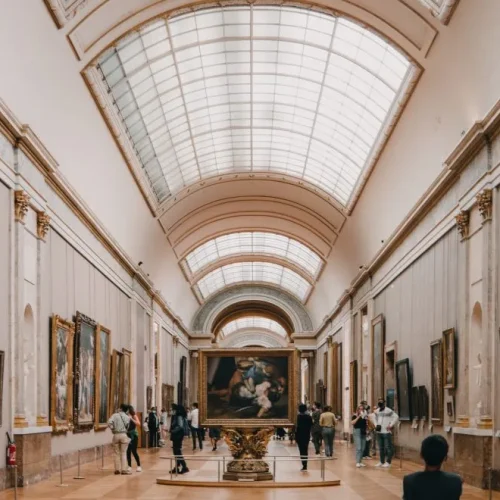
[{"x1": 6, "y1": 433, "x2": 16, "y2": 467}]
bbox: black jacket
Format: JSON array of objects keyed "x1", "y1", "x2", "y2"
[
  {"x1": 295, "y1": 413, "x2": 313, "y2": 443},
  {"x1": 403, "y1": 470, "x2": 462, "y2": 500}
]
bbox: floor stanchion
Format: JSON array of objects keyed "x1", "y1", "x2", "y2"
[
  {"x1": 57, "y1": 455, "x2": 68, "y2": 487},
  {"x1": 73, "y1": 450, "x2": 85, "y2": 480}
]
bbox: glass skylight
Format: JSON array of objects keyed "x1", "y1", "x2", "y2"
[
  {"x1": 184, "y1": 231, "x2": 322, "y2": 277},
  {"x1": 97, "y1": 3, "x2": 413, "y2": 206},
  {"x1": 195, "y1": 261, "x2": 311, "y2": 301},
  {"x1": 220, "y1": 316, "x2": 287, "y2": 338}
]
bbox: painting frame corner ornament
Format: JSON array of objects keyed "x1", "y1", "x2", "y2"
[
  {"x1": 395, "y1": 358, "x2": 412, "y2": 421},
  {"x1": 50, "y1": 314, "x2": 75, "y2": 434},
  {"x1": 74, "y1": 312, "x2": 97, "y2": 433},
  {"x1": 442, "y1": 328, "x2": 456, "y2": 389},
  {"x1": 430, "y1": 339, "x2": 444, "y2": 424},
  {"x1": 199, "y1": 348, "x2": 297, "y2": 428},
  {"x1": 94, "y1": 324, "x2": 111, "y2": 432}
]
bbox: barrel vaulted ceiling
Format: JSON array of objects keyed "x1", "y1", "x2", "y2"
[{"x1": 43, "y1": 0, "x2": 460, "y2": 314}]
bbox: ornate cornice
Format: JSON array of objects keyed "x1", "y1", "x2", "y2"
[
  {"x1": 37, "y1": 211, "x2": 51, "y2": 240},
  {"x1": 43, "y1": 0, "x2": 90, "y2": 28},
  {"x1": 455, "y1": 210, "x2": 470, "y2": 240},
  {"x1": 477, "y1": 189, "x2": 493, "y2": 222},
  {"x1": 14, "y1": 190, "x2": 30, "y2": 223}
]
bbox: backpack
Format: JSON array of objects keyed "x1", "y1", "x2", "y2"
[{"x1": 171, "y1": 415, "x2": 190, "y2": 440}]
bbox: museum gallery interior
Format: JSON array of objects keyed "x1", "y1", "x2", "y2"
[{"x1": 1, "y1": 0, "x2": 500, "y2": 497}]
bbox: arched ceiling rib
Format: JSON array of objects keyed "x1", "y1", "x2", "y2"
[{"x1": 95, "y1": 3, "x2": 414, "y2": 209}]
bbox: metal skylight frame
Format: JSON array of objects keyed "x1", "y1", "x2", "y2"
[
  {"x1": 220, "y1": 316, "x2": 288, "y2": 338},
  {"x1": 194, "y1": 261, "x2": 311, "y2": 302},
  {"x1": 96, "y1": 2, "x2": 415, "y2": 207},
  {"x1": 183, "y1": 231, "x2": 323, "y2": 278}
]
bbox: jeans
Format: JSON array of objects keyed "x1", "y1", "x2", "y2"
[
  {"x1": 353, "y1": 429, "x2": 366, "y2": 464},
  {"x1": 312, "y1": 430, "x2": 322, "y2": 454},
  {"x1": 377, "y1": 433, "x2": 393, "y2": 464},
  {"x1": 191, "y1": 427, "x2": 203, "y2": 450},
  {"x1": 172, "y1": 438, "x2": 187, "y2": 470},
  {"x1": 322, "y1": 427, "x2": 335, "y2": 457},
  {"x1": 363, "y1": 438, "x2": 371, "y2": 457},
  {"x1": 127, "y1": 435, "x2": 141, "y2": 467},
  {"x1": 297, "y1": 439, "x2": 309, "y2": 469},
  {"x1": 112, "y1": 433, "x2": 130, "y2": 472}
]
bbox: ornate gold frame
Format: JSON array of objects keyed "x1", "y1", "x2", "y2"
[
  {"x1": 110, "y1": 349, "x2": 123, "y2": 413},
  {"x1": 50, "y1": 315, "x2": 75, "y2": 434},
  {"x1": 430, "y1": 339, "x2": 443, "y2": 424},
  {"x1": 73, "y1": 312, "x2": 97, "y2": 432},
  {"x1": 121, "y1": 348, "x2": 132, "y2": 405},
  {"x1": 350, "y1": 360, "x2": 358, "y2": 415},
  {"x1": 442, "y1": 328, "x2": 456, "y2": 389},
  {"x1": 94, "y1": 324, "x2": 111, "y2": 431},
  {"x1": 199, "y1": 348, "x2": 298, "y2": 428}
]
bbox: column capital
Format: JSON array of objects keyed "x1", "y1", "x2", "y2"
[
  {"x1": 36, "y1": 212, "x2": 51, "y2": 240},
  {"x1": 14, "y1": 190, "x2": 30, "y2": 223},
  {"x1": 455, "y1": 210, "x2": 470, "y2": 240},
  {"x1": 477, "y1": 189, "x2": 493, "y2": 222}
]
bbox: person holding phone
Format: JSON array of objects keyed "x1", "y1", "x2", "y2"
[
  {"x1": 374, "y1": 398, "x2": 399, "y2": 468},
  {"x1": 352, "y1": 404, "x2": 368, "y2": 467}
]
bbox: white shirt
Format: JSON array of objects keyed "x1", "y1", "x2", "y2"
[
  {"x1": 191, "y1": 408, "x2": 199, "y2": 429},
  {"x1": 374, "y1": 406, "x2": 399, "y2": 434}
]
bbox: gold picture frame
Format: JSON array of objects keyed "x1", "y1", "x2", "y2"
[
  {"x1": 199, "y1": 348, "x2": 297, "y2": 428},
  {"x1": 50, "y1": 315, "x2": 75, "y2": 434},
  {"x1": 350, "y1": 360, "x2": 358, "y2": 414},
  {"x1": 73, "y1": 312, "x2": 97, "y2": 432},
  {"x1": 122, "y1": 349, "x2": 132, "y2": 405},
  {"x1": 371, "y1": 314, "x2": 385, "y2": 404},
  {"x1": 110, "y1": 349, "x2": 124, "y2": 413},
  {"x1": 94, "y1": 325, "x2": 111, "y2": 431},
  {"x1": 442, "y1": 328, "x2": 456, "y2": 389},
  {"x1": 430, "y1": 339, "x2": 443, "y2": 424}
]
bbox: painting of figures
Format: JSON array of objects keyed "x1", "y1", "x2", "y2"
[
  {"x1": 430, "y1": 339, "x2": 443, "y2": 423},
  {"x1": 443, "y1": 328, "x2": 456, "y2": 389},
  {"x1": 50, "y1": 315, "x2": 75, "y2": 433},
  {"x1": 74, "y1": 312, "x2": 97, "y2": 432},
  {"x1": 110, "y1": 350, "x2": 123, "y2": 413},
  {"x1": 95, "y1": 325, "x2": 111, "y2": 430},
  {"x1": 200, "y1": 349, "x2": 297, "y2": 427},
  {"x1": 122, "y1": 349, "x2": 132, "y2": 405}
]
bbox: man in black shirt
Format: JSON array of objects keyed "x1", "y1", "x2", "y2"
[
  {"x1": 295, "y1": 404, "x2": 313, "y2": 471},
  {"x1": 403, "y1": 435, "x2": 462, "y2": 500}
]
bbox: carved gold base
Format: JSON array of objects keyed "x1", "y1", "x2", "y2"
[
  {"x1": 36, "y1": 415, "x2": 49, "y2": 426},
  {"x1": 222, "y1": 427, "x2": 274, "y2": 482},
  {"x1": 478, "y1": 416, "x2": 493, "y2": 429},
  {"x1": 14, "y1": 415, "x2": 28, "y2": 428},
  {"x1": 456, "y1": 415, "x2": 470, "y2": 428}
]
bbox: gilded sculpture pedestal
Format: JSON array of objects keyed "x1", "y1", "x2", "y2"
[{"x1": 222, "y1": 427, "x2": 274, "y2": 481}]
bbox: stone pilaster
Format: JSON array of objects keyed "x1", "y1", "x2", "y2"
[{"x1": 190, "y1": 350, "x2": 199, "y2": 403}]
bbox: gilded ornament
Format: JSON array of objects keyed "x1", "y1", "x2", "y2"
[
  {"x1": 37, "y1": 212, "x2": 51, "y2": 240},
  {"x1": 455, "y1": 210, "x2": 470, "y2": 240},
  {"x1": 477, "y1": 189, "x2": 493, "y2": 222},
  {"x1": 14, "y1": 190, "x2": 30, "y2": 223}
]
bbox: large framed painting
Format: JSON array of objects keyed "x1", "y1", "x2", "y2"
[
  {"x1": 371, "y1": 315, "x2": 385, "y2": 404},
  {"x1": 162, "y1": 384, "x2": 175, "y2": 411},
  {"x1": 384, "y1": 341, "x2": 397, "y2": 411},
  {"x1": 430, "y1": 340, "x2": 443, "y2": 423},
  {"x1": 50, "y1": 316, "x2": 75, "y2": 433},
  {"x1": 200, "y1": 349, "x2": 297, "y2": 427},
  {"x1": 411, "y1": 387, "x2": 420, "y2": 419},
  {"x1": 94, "y1": 324, "x2": 111, "y2": 431},
  {"x1": 146, "y1": 386, "x2": 153, "y2": 411},
  {"x1": 122, "y1": 349, "x2": 132, "y2": 405},
  {"x1": 442, "y1": 328, "x2": 456, "y2": 389},
  {"x1": 418, "y1": 386, "x2": 429, "y2": 421},
  {"x1": 350, "y1": 360, "x2": 358, "y2": 414},
  {"x1": 0, "y1": 351, "x2": 4, "y2": 427},
  {"x1": 73, "y1": 312, "x2": 97, "y2": 432},
  {"x1": 330, "y1": 342, "x2": 343, "y2": 416},
  {"x1": 395, "y1": 358, "x2": 412, "y2": 421},
  {"x1": 110, "y1": 350, "x2": 123, "y2": 413}
]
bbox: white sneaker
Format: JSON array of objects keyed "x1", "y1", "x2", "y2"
[
  {"x1": 136, "y1": 467, "x2": 142, "y2": 472},
  {"x1": 382, "y1": 463, "x2": 391, "y2": 468},
  {"x1": 360, "y1": 463, "x2": 367, "y2": 467},
  {"x1": 375, "y1": 462, "x2": 384, "y2": 467},
  {"x1": 127, "y1": 467, "x2": 132, "y2": 473},
  {"x1": 356, "y1": 463, "x2": 362, "y2": 468}
]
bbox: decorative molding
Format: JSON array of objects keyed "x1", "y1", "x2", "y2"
[
  {"x1": 172, "y1": 336, "x2": 180, "y2": 347},
  {"x1": 477, "y1": 189, "x2": 493, "y2": 222},
  {"x1": 14, "y1": 190, "x2": 30, "y2": 223},
  {"x1": 43, "y1": 0, "x2": 90, "y2": 28},
  {"x1": 455, "y1": 210, "x2": 470, "y2": 240},
  {"x1": 36, "y1": 211, "x2": 51, "y2": 240}
]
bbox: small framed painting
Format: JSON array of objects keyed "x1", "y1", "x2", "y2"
[
  {"x1": 446, "y1": 397, "x2": 455, "y2": 422},
  {"x1": 94, "y1": 325, "x2": 111, "y2": 431},
  {"x1": 442, "y1": 328, "x2": 456, "y2": 389},
  {"x1": 110, "y1": 350, "x2": 123, "y2": 413},
  {"x1": 418, "y1": 386, "x2": 429, "y2": 421},
  {"x1": 412, "y1": 387, "x2": 420, "y2": 419},
  {"x1": 430, "y1": 340, "x2": 443, "y2": 423},
  {"x1": 350, "y1": 360, "x2": 358, "y2": 414},
  {"x1": 395, "y1": 359, "x2": 412, "y2": 421}
]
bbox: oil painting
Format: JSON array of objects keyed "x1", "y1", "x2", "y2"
[
  {"x1": 200, "y1": 349, "x2": 297, "y2": 427},
  {"x1": 430, "y1": 339, "x2": 443, "y2": 423},
  {"x1": 74, "y1": 312, "x2": 97, "y2": 432},
  {"x1": 395, "y1": 358, "x2": 412, "y2": 421},
  {"x1": 442, "y1": 328, "x2": 456, "y2": 389},
  {"x1": 110, "y1": 350, "x2": 123, "y2": 413},
  {"x1": 122, "y1": 349, "x2": 132, "y2": 405},
  {"x1": 371, "y1": 315, "x2": 385, "y2": 403},
  {"x1": 95, "y1": 325, "x2": 111, "y2": 430}
]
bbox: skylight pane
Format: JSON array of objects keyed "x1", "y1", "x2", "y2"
[
  {"x1": 220, "y1": 316, "x2": 287, "y2": 337},
  {"x1": 195, "y1": 261, "x2": 311, "y2": 301},
  {"x1": 184, "y1": 231, "x2": 322, "y2": 278},
  {"x1": 97, "y1": 4, "x2": 414, "y2": 206}
]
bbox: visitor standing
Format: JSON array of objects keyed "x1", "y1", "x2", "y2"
[
  {"x1": 147, "y1": 407, "x2": 159, "y2": 448},
  {"x1": 363, "y1": 405, "x2": 375, "y2": 459},
  {"x1": 319, "y1": 405, "x2": 337, "y2": 458},
  {"x1": 296, "y1": 404, "x2": 313, "y2": 471},
  {"x1": 352, "y1": 404, "x2": 368, "y2": 468},
  {"x1": 108, "y1": 404, "x2": 131, "y2": 475},
  {"x1": 170, "y1": 404, "x2": 190, "y2": 474},
  {"x1": 311, "y1": 402, "x2": 323, "y2": 455},
  {"x1": 126, "y1": 406, "x2": 142, "y2": 472},
  {"x1": 403, "y1": 435, "x2": 462, "y2": 500},
  {"x1": 190, "y1": 403, "x2": 203, "y2": 450},
  {"x1": 374, "y1": 398, "x2": 399, "y2": 468},
  {"x1": 160, "y1": 408, "x2": 168, "y2": 442},
  {"x1": 209, "y1": 427, "x2": 221, "y2": 451}
]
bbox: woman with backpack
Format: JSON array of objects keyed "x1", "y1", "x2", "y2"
[
  {"x1": 126, "y1": 406, "x2": 142, "y2": 472},
  {"x1": 170, "y1": 404, "x2": 190, "y2": 474}
]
